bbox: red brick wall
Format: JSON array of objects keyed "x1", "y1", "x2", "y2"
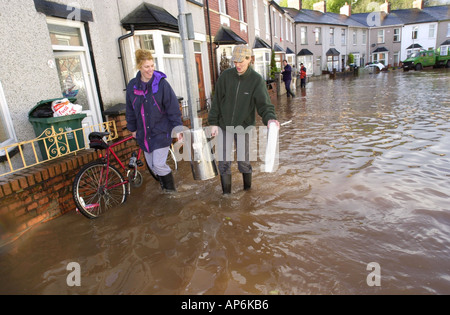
[{"x1": 0, "y1": 114, "x2": 141, "y2": 246}]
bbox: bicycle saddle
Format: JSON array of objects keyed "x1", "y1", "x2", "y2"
[{"x1": 89, "y1": 132, "x2": 110, "y2": 139}]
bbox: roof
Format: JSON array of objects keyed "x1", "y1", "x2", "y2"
[
  {"x1": 326, "y1": 48, "x2": 340, "y2": 56},
  {"x1": 253, "y1": 37, "x2": 271, "y2": 49},
  {"x1": 297, "y1": 49, "x2": 313, "y2": 56},
  {"x1": 121, "y1": 3, "x2": 178, "y2": 32},
  {"x1": 274, "y1": 43, "x2": 285, "y2": 52},
  {"x1": 373, "y1": 46, "x2": 389, "y2": 53},
  {"x1": 286, "y1": 47, "x2": 295, "y2": 54},
  {"x1": 214, "y1": 26, "x2": 246, "y2": 45},
  {"x1": 287, "y1": 5, "x2": 450, "y2": 28}
]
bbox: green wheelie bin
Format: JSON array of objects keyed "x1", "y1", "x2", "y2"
[{"x1": 28, "y1": 98, "x2": 86, "y2": 161}]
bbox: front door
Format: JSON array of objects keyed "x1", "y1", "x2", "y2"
[
  {"x1": 195, "y1": 53, "x2": 207, "y2": 110},
  {"x1": 54, "y1": 51, "x2": 99, "y2": 128}
]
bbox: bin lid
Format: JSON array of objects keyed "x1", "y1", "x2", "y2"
[{"x1": 28, "y1": 97, "x2": 77, "y2": 118}]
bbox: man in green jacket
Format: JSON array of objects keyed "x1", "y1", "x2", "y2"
[{"x1": 208, "y1": 45, "x2": 279, "y2": 194}]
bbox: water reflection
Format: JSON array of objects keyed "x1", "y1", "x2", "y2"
[{"x1": 1, "y1": 69, "x2": 449, "y2": 295}]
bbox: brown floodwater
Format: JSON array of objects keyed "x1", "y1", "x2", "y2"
[{"x1": 1, "y1": 69, "x2": 449, "y2": 295}]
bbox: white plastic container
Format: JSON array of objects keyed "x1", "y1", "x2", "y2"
[{"x1": 264, "y1": 122, "x2": 279, "y2": 172}]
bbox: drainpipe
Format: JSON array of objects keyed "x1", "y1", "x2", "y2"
[
  {"x1": 205, "y1": 0, "x2": 216, "y2": 87},
  {"x1": 118, "y1": 24, "x2": 135, "y2": 90}
]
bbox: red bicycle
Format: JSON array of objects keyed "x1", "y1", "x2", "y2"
[{"x1": 72, "y1": 131, "x2": 177, "y2": 219}]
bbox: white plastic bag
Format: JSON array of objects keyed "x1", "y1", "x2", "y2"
[{"x1": 52, "y1": 99, "x2": 83, "y2": 117}]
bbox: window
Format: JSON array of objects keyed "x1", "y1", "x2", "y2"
[
  {"x1": 239, "y1": 0, "x2": 245, "y2": 22},
  {"x1": 330, "y1": 28, "x2": 335, "y2": 45},
  {"x1": 447, "y1": 23, "x2": 450, "y2": 37},
  {"x1": 219, "y1": 0, "x2": 227, "y2": 14},
  {"x1": 136, "y1": 31, "x2": 188, "y2": 103},
  {"x1": 162, "y1": 35, "x2": 182, "y2": 54},
  {"x1": 301, "y1": 26, "x2": 307, "y2": 45},
  {"x1": 139, "y1": 34, "x2": 155, "y2": 52},
  {"x1": 0, "y1": 81, "x2": 16, "y2": 153},
  {"x1": 412, "y1": 26, "x2": 418, "y2": 39},
  {"x1": 362, "y1": 30, "x2": 367, "y2": 45},
  {"x1": 273, "y1": 11, "x2": 277, "y2": 38},
  {"x1": 373, "y1": 52, "x2": 387, "y2": 65},
  {"x1": 353, "y1": 30, "x2": 357, "y2": 45},
  {"x1": 341, "y1": 29, "x2": 346, "y2": 45},
  {"x1": 264, "y1": 3, "x2": 270, "y2": 39},
  {"x1": 315, "y1": 27, "x2": 322, "y2": 44},
  {"x1": 429, "y1": 24, "x2": 436, "y2": 38},
  {"x1": 393, "y1": 28, "x2": 400, "y2": 42},
  {"x1": 377, "y1": 29, "x2": 384, "y2": 43},
  {"x1": 253, "y1": 50, "x2": 271, "y2": 80}
]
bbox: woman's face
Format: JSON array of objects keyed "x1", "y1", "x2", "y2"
[{"x1": 140, "y1": 59, "x2": 155, "y2": 82}]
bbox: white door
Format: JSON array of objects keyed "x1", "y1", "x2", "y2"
[{"x1": 54, "y1": 51, "x2": 99, "y2": 129}]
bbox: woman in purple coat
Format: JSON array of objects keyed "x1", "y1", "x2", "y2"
[{"x1": 126, "y1": 49, "x2": 183, "y2": 192}]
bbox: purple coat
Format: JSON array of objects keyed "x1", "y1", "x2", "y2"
[{"x1": 126, "y1": 71, "x2": 183, "y2": 153}]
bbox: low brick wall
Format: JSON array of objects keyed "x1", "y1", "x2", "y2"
[{"x1": 0, "y1": 113, "x2": 140, "y2": 246}]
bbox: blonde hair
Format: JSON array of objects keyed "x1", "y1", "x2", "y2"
[{"x1": 135, "y1": 49, "x2": 154, "y2": 70}]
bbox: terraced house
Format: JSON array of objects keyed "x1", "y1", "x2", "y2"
[{"x1": 0, "y1": 0, "x2": 449, "y2": 241}]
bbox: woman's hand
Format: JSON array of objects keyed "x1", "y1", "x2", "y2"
[
  {"x1": 132, "y1": 131, "x2": 137, "y2": 138},
  {"x1": 210, "y1": 126, "x2": 219, "y2": 137}
]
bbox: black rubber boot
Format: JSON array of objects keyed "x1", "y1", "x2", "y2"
[
  {"x1": 220, "y1": 174, "x2": 232, "y2": 194},
  {"x1": 243, "y1": 173, "x2": 252, "y2": 191},
  {"x1": 159, "y1": 172, "x2": 176, "y2": 192}
]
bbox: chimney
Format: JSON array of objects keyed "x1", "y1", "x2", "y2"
[
  {"x1": 380, "y1": 0, "x2": 391, "y2": 14},
  {"x1": 313, "y1": 0, "x2": 326, "y2": 13},
  {"x1": 413, "y1": 0, "x2": 424, "y2": 9},
  {"x1": 287, "y1": 0, "x2": 302, "y2": 10},
  {"x1": 340, "y1": 2, "x2": 351, "y2": 16}
]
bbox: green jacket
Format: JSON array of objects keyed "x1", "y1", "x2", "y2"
[{"x1": 208, "y1": 67, "x2": 277, "y2": 131}]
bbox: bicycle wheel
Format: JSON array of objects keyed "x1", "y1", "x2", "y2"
[{"x1": 73, "y1": 161, "x2": 128, "y2": 219}]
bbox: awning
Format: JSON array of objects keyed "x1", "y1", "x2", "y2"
[
  {"x1": 121, "y1": 3, "x2": 179, "y2": 32},
  {"x1": 214, "y1": 26, "x2": 246, "y2": 45},
  {"x1": 297, "y1": 49, "x2": 313, "y2": 56},
  {"x1": 373, "y1": 47, "x2": 389, "y2": 53},
  {"x1": 407, "y1": 43, "x2": 423, "y2": 49},
  {"x1": 253, "y1": 37, "x2": 271, "y2": 49},
  {"x1": 274, "y1": 43, "x2": 285, "y2": 52},
  {"x1": 326, "y1": 48, "x2": 340, "y2": 56},
  {"x1": 440, "y1": 39, "x2": 450, "y2": 46},
  {"x1": 286, "y1": 47, "x2": 295, "y2": 54}
]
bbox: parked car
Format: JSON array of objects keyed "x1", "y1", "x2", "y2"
[{"x1": 364, "y1": 62, "x2": 386, "y2": 71}]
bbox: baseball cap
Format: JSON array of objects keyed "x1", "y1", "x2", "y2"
[{"x1": 231, "y1": 45, "x2": 253, "y2": 63}]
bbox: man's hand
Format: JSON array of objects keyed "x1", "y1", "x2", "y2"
[{"x1": 268, "y1": 120, "x2": 280, "y2": 129}]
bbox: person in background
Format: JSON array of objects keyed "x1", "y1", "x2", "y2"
[
  {"x1": 300, "y1": 63, "x2": 307, "y2": 88},
  {"x1": 208, "y1": 45, "x2": 279, "y2": 194},
  {"x1": 292, "y1": 65, "x2": 298, "y2": 89},
  {"x1": 282, "y1": 60, "x2": 295, "y2": 98},
  {"x1": 126, "y1": 49, "x2": 184, "y2": 192}
]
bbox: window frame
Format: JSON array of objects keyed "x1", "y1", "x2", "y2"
[{"x1": 0, "y1": 81, "x2": 17, "y2": 155}]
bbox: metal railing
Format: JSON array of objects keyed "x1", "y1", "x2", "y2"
[{"x1": 0, "y1": 120, "x2": 118, "y2": 177}]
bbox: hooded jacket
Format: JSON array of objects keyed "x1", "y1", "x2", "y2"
[
  {"x1": 126, "y1": 71, "x2": 183, "y2": 153},
  {"x1": 208, "y1": 67, "x2": 277, "y2": 132}
]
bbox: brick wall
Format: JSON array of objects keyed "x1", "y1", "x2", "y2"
[{"x1": 0, "y1": 113, "x2": 140, "y2": 246}]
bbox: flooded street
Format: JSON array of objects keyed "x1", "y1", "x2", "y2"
[{"x1": 1, "y1": 69, "x2": 449, "y2": 295}]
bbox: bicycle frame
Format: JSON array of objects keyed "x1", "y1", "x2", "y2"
[{"x1": 101, "y1": 135, "x2": 142, "y2": 191}]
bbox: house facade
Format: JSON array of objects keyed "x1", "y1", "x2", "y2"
[{"x1": 1, "y1": 0, "x2": 450, "y2": 175}]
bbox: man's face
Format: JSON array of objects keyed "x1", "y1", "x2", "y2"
[{"x1": 234, "y1": 57, "x2": 251, "y2": 75}]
